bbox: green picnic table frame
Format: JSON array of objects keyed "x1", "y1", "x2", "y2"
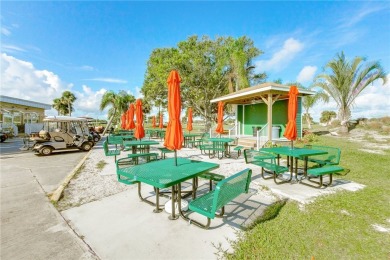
[
  {"x1": 208, "y1": 138, "x2": 235, "y2": 158},
  {"x1": 260, "y1": 147, "x2": 328, "y2": 181},
  {"x1": 116, "y1": 158, "x2": 219, "y2": 220},
  {"x1": 183, "y1": 133, "x2": 202, "y2": 147},
  {"x1": 123, "y1": 140, "x2": 159, "y2": 154}
]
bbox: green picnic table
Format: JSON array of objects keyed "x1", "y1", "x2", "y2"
[
  {"x1": 260, "y1": 146, "x2": 328, "y2": 181},
  {"x1": 116, "y1": 158, "x2": 219, "y2": 220},
  {"x1": 183, "y1": 133, "x2": 202, "y2": 147}
]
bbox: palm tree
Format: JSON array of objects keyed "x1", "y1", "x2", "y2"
[
  {"x1": 302, "y1": 90, "x2": 329, "y2": 129},
  {"x1": 61, "y1": 91, "x2": 77, "y2": 116},
  {"x1": 223, "y1": 36, "x2": 266, "y2": 93},
  {"x1": 52, "y1": 98, "x2": 67, "y2": 115},
  {"x1": 315, "y1": 52, "x2": 387, "y2": 133},
  {"x1": 100, "y1": 90, "x2": 135, "y2": 135}
]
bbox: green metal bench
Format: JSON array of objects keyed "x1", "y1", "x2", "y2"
[
  {"x1": 185, "y1": 168, "x2": 252, "y2": 229},
  {"x1": 198, "y1": 172, "x2": 225, "y2": 191},
  {"x1": 103, "y1": 140, "x2": 121, "y2": 162},
  {"x1": 127, "y1": 152, "x2": 159, "y2": 164},
  {"x1": 115, "y1": 158, "x2": 138, "y2": 185},
  {"x1": 188, "y1": 132, "x2": 208, "y2": 148},
  {"x1": 303, "y1": 145, "x2": 341, "y2": 167},
  {"x1": 301, "y1": 165, "x2": 346, "y2": 188},
  {"x1": 157, "y1": 147, "x2": 175, "y2": 159},
  {"x1": 244, "y1": 149, "x2": 290, "y2": 184},
  {"x1": 200, "y1": 141, "x2": 225, "y2": 159}
]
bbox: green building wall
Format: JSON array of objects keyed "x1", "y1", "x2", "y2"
[{"x1": 236, "y1": 97, "x2": 302, "y2": 138}]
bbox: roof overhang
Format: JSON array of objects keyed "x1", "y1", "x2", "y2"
[
  {"x1": 0, "y1": 95, "x2": 52, "y2": 110},
  {"x1": 210, "y1": 82, "x2": 315, "y2": 104}
]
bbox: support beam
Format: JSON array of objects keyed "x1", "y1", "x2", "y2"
[{"x1": 267, "y1": 94, "x2": 273, "y2": 142}]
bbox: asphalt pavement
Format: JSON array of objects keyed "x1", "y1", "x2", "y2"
[{"x1": 0, "y1": 137, "x2": 97, "y2": 259}]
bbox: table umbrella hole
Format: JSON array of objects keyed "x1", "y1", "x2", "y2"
[{"x1": 164, "y1": 199, "x2": 189, "y2": 213}]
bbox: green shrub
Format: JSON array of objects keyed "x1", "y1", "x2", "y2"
[{"x1": 330, "y1": 119, "x2": 340, "y2": 127}]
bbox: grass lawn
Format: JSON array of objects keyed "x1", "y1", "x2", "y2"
[{"x1": 228, "y1": 135, "x2": 390, "y2": 259}]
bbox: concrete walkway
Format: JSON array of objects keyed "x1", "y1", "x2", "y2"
[{"x1": 0, "y1": 138, "x2": 96, "y2": 259}]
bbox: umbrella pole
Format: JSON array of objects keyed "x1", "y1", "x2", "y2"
[
  {"x1": 291, "y1": 140, "x2": 293, "y2": 149},
  {"x1": 174, "y1": 150, "x2": 177, "y2": 166}
]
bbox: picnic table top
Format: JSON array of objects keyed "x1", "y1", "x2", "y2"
[
  {"x1": 117, "y1": 158, "x2": 219, "y2": 188},
  {"x1": 260, "y1": 146, "x2": 328, "y2": 157},
  {"x1": 123, "y1": 140, "x2": 160, "y2": 146}
]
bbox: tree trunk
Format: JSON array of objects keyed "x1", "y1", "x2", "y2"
[
  {"x1": 102, "y1": 113, "x2": 115, "y2": 136},
  {"x1": 306, "y1": 117, "x2": 312, "y2": 129}
]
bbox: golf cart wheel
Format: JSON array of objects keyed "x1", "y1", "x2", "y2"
[
  {"x1": 81, "y1": 142, "x2": 93, "y2": 151},
  {"x1": 39, "y1": 146, "x2": 53, "y2": 155},
  {"x1": 94, "y1": 136, "x2": 99, "y2": 142},
  {"x1": 0, "y1": 136, "x2": 5, "y2": 143}
]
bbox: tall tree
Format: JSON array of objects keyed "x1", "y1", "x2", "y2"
[
  {"x1": 315, "y1": 52, "x2": 387, "y2": 133},
  {"x1": 52, "y1": 98, "x2": 67, "y2": 115},
  {"x1": 142, "y1": 35, "x2": 265, "y2": 131},
  {"x1": 100, "y1": 90, "x2": 135, "y2": 135},
  {"x1": 61, "y1": 91, "x2": 77, "y2": 116},
  {"x1": 221, "y1": 36, "x2": 266, "y2": 93},
  {"x1": 302, "y1": 90, "x2": 329, "y2": 129}
]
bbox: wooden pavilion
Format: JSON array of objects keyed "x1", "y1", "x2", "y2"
[{"x1": 210, "y1": 82, "x2": 315, "y2": 142}]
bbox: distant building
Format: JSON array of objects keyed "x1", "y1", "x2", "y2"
[{"x1": 0, "y1": 95, "x2": 52, "y2": 134}]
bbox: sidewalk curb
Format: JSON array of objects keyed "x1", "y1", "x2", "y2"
[{"x1": 50, "y1": 149, "x2": 93, "y2": 202}]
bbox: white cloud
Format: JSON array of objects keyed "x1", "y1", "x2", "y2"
[
  {"x1": 87, "y1": 78, "x2": 127, "y2": 84},
  {"x1": 255, "y1": 38, "x2": 304, "y2": 72},
  {"x1": 297, "y1": 66, "x2": 317, "y2": 83},
  {"x1": 80, "y1": 65, "x2": 94, "y2": 71},
  {"x1": 310, "y1": 74, "x2": 390, "y2": 121},
  {"x1": 1, "y1": 53, "x2": 66, "y2": 103},
  {"x1": 1, "y1": 44, "x2": 26, "y2": 53},
  {"x1": 0, "y1": 53, "x2": 110, "y2": 119},
  {"x1": 1, "y1": 27, "x2": 11, "y2": 36}
]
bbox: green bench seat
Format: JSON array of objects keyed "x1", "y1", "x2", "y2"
[
  {"x1": 157, "y1": 147, "x2": 175, "y2": 159},
  {"x1": 303, "y1": 145, "x2": 341, "y2": 167},
  {"x1": 198, "y1": 172, "x2": 225, "y2": 191},
  {"x1": 244, "y1": 149, "x2": 290, "y2": 184},
  {"x1": 127, "y1": 152, "x2": 159, "y2": 164},
  {"x1": 301, "y1": 165, "x2": 345, "y2": 188},
  {"x1": 103, "y1": 140, "x2": 121, "y2": 162},
  {"x1": 186, "y1": 168, "x2": 252, "y2": 229},
  {"x1": 115, "y1": 158, "x2": 138, "y2": 185}
]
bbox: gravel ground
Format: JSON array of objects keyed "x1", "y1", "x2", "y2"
[{"x1": 56, "y1": 139, "x2": 260, "y2": 211}]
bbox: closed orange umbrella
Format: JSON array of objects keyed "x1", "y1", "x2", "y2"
[
  {"x1": 186, "y1": 108, "x2": 193, "y2": 133},
  {"x1": 152, "y1": 116, "x2": 156, "y2": 128},
  {"x1": 134, "y1": 99, "x2": 145, "y2": 140},
  {"x1": 127, "y1": 104, "x2": 135, "y2": 130},
  {"x1": 284, "y1": 86, "x2": 299, "y2": 147},
  {"x1": 120, "y1": 113, "x2": 126, "y2": 129},
  {"x1": 159, "y1": 113, "x2": 163, "y2": 129},
  {"x1": 215, "y1": 101, "x2": 224, "y2": 135},
  {"x1": 164, "y1": 70, "x2": 183, "y2": 166}
]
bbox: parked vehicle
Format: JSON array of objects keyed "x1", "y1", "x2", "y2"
[
  {"x1": 0, "y1": 132, "x2": 8, "y2": 142},
  {"x1": 31, "y1": 116, "x2": 94, "y2": 155}
]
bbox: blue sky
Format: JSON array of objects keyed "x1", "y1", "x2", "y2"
[{"x1": 1, "y1": 1, "x2": 390, "y2": 121}]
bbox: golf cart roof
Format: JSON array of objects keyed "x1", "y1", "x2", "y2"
[{"x1": 43, "y1": 116, "x2": 88, "y2": 122}]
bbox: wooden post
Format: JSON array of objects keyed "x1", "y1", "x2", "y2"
[{"x1": 267, "y1": 94, "x2": 273, "y2": 142}]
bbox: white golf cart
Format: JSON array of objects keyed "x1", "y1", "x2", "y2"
[{"x1": 31, "y1": 116, "x2": 94, "y2": 155}]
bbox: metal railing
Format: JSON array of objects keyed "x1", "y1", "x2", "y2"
[
  {"x1": 228, "y1": 121, "x2": 240, "y2": 138},
  {"x1": 256, "y1": 123, "x2": 268, "y2": 149}
]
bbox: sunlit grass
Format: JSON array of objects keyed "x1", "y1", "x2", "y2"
[{"x1": 227, "y1": 135, "x2": 390, "y2": 259}]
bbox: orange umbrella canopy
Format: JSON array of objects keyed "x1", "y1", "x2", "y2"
[
  {"x1": 121, "y1": 113, "x2": 126, "y2": 129},
  {"x1": 134, "y1": 99, "x2": 145, "y2": 140},
  {"x1": 284, "y1": 86, "x2": 299, "y2": 141},
  {"x1": 159, "y1": 113, "x2": 163, "y2": 129},
  {"x1": 126, "y1": 104, "x2": 135, "y2": 130},
  {"x1": 215, "y1": 101, "x2": 224, "y2": 134},
  {"x1": 186, "y1": 108, "x2": 193, "y2": 132},
  {"x1": 152, "y1": 116, "x2": 156, "y2": 128},
  {"x1": 164, "y1": 70, "x2": 183, "y2": 151}
]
